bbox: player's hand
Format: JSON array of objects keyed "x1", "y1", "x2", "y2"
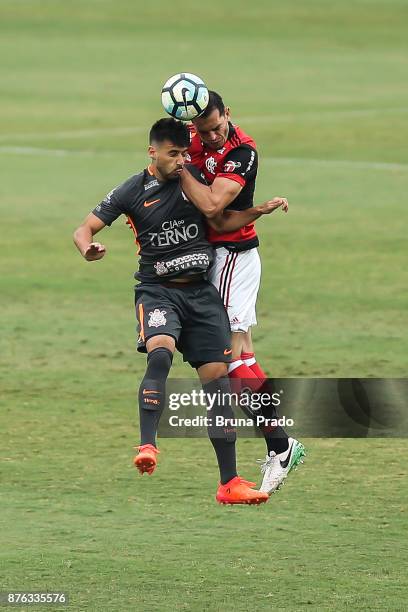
[
  {"x1": 83, "y1": 242, "x2": 106, "y2": 261},
  {"x1": 257, "y1": 197, "x2": 289, "y2": 214}
]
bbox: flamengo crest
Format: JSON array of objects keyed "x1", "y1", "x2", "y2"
[{"x1": 205, "y1": 156, "x2": 217, "y2": 174}]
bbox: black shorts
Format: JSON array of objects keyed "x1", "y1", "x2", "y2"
[{"x1": 135, "y1": 280, "x2": 232, "y2": 367}]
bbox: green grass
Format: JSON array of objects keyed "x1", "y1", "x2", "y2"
[
  {"x1": 1, "y1": 0, "x2": 407, "y2": 609},
  {"x1": 2, "y1": 432, "x2": 407, "y2": 611}
]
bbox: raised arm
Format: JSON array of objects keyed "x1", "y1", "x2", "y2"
[
  {"x1": 207, "y1": 198, "x2": 289, "y2": 233},
  {"x1": 73, "y1": 213, "x2": 107, "y2": 261},
  {"x1": 181, "y1": 145, "x2": 258, "y2": 218},
  {"x1": 180, "y1": 168, "x2": 242, "y2": 218}
]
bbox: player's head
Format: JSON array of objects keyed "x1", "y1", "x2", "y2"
[
  {"x1": 192, "y1": 90, "x2": 231, "y2": 150},
  {"x1": 148, "y1": 118, "x2": 190, "y2": 181}
]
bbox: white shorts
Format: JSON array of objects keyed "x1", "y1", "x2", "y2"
[{"x1": 209, "y1": 247, "x2": 261, "y2": 332}]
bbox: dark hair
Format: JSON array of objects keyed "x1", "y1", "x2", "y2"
[
  {"x1": 149, "y1": 118, "x2": 190, "y2": 147},
  {"x1": 196, "y1": 90, "x2": 225, "y2": 119}
]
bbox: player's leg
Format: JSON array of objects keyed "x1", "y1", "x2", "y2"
[
  {"x1": 209, "y1": 248, "x2": 263, "y2": 391},
  {"x1": 229, "y1": 330, "x2": 262, "y2": 390},
  {"x1": 239, "y1": 314, "x2": 306, "y2": 492},
  {"x1": 134, "y1": 336, "x2": 174, "y2": 475},
  {"x1": 241, "y1": 327, "x2": 273, "y2": 389},
  {"x1": 195, "y1": 361, "x2": 267, "y2": 505},
  {"x1": 240, "y1": 327, "x2": 306, "y2": 490},
  {"x1": 139, "y1": 335, "x2": 175, "y2": 446},
  {"x1": 196, "y1": 361, "x2": 237, "y2": 485},
  {"x1": 241, "y1": 327, "x2": 290, "y2": 454},
  {"x1": 214, "y1": 248, "x2": 292, "y2": 452},
  {"x1": 210, "y1": 249, "x2": 305, "y2": 490},
  {"x1": 212, "y1": 248, "x2": 273, "y2": 388},
  {"x1": 133, "y1": 285, "x2": 181, "y2": 475},
  {"x1": 183, "y1": 283, "x2": 268, "y2": 504}
]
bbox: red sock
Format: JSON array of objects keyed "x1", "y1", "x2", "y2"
[
  {"x1": 228, "y1": 359, "x2": 264, "y2": 392},
  {"x1": 241, "y1": 354, "x2": 287, "y2": 454},
  {"x1": 241, "y1": 352, "x2": 268, "y2": 381}
]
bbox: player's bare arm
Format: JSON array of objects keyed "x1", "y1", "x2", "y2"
[
  {"x1": 180, "y1": 168, "x2": 242, "y2": 218},
  {"x1": 73, "y1": 213, "x2": 107, "y2": 261},
  {"x1": 208, "y1": 197, "x2": 289, "y2": 233}
]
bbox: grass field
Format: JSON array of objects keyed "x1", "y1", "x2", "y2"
[{"x1": 1, "y1": 1, "x2": 407, "y2": 610}]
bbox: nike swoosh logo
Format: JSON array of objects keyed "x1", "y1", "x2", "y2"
[
  {"x1": 224, "y1": 349, "x2": 232, "y2": 355},
  {"x1": 143, "y1": 389, "x2": 161, "y2": 395},
  {"x1": 144, "y1": 199, "x2": 160, "y2": 207},
  {"x1": 280, "y1": 442, "x2": 293, "y2": 469}
]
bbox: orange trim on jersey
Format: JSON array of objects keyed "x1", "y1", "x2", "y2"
[
  {"x1": 216, "y1": 173, "x2": 246, "y2": 187},
  {"x1": 147, "y1": 164, "x2": 154, "y2": 176},
  {"x1": 139, "y1": 303, "x2": 145, "y2": 341},
  {"x1": 126, "y1": 216, "x2": 141, "y2": 255}
]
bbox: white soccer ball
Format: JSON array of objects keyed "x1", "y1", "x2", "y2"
[{"x1": 161, "y1": 73, "x2": 209, "y2": 121}]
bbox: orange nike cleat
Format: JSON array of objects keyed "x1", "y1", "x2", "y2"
[
  {"x1": 216, "y1": 476, "x2": 269, "y2": 505},
  {"x1": 133, "y1": 444, "x2": 159, "y2": 475}
]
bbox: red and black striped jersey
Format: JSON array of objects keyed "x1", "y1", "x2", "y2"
[{"x1": 188, "y1": 122, "x2": 259, "y2": 251}]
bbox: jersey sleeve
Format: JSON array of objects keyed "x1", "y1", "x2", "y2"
[
  {"x1": 217, "y1": 145, "x2": 258, "y2": 187},
  {"x1": 92, "y1": 184, "x2": 127, "y2": 226},
  {"x1": 187, "y1": 127, "x2": 204, "y2": 167},
  {"x1": 185, "y1": 163, "x2": 207, "y2": 185}
]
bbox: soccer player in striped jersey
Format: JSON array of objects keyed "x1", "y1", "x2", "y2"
[{"x1": 181, "y1": 92, "x2": 305, "y2": 493}]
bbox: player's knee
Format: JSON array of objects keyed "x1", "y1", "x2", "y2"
[
  {"x1": 139, "y1": 347, "x2": 173, "y2": 412},
  {"x1": 197, "y1": 362, "x2": 228, "y2": 383},
  {"x1": 146, "y1": 347, "x2": 173, "y2": 379},
  {"x1": 146, "y1": 334, "x2": 175, "y2": 354}
]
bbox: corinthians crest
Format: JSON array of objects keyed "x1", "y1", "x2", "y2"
[
  {"x1": 154, "y1": 261, "x2": 168, "y2": 276},
  {"x1": 148, "y1": 309, "x2": 167, "y2": 328}
]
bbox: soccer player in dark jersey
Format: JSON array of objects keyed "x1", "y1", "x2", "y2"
[
  {"x1": 181, "y1": 92, "x2": 305, "y2": 494},
  {"x1": 73, "y1": 118, "x2": 285, "y2": 504}
]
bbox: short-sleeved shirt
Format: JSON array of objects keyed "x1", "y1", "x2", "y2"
[
  {"x1": 188, "y1": 122, "x2": 259, "y2": 251},
  {"x1": 92, "y1": 165, "x2": 214, "y2": 283}
]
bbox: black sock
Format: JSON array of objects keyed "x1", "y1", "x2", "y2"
[
  {"x1": 264, "y1": 426, "x2": 290, "y2": 455},
  {"x1": 139, "y1": 347, "x2": 173, "y2": 446},
  {"x1": 203, "y1": 377, "x2": 238, "y2": 485},
  {"x1": 245, "y1": 379, "x2": 289, "y2": 456}
]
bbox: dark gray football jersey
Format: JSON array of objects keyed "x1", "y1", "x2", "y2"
[{"x1": 92, "y1": 165, "x2": 214, "y2": 282}]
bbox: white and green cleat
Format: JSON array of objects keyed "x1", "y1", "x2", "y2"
[{"x1": 258, "y1": 438, "x2": 305, "y2": 494}]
